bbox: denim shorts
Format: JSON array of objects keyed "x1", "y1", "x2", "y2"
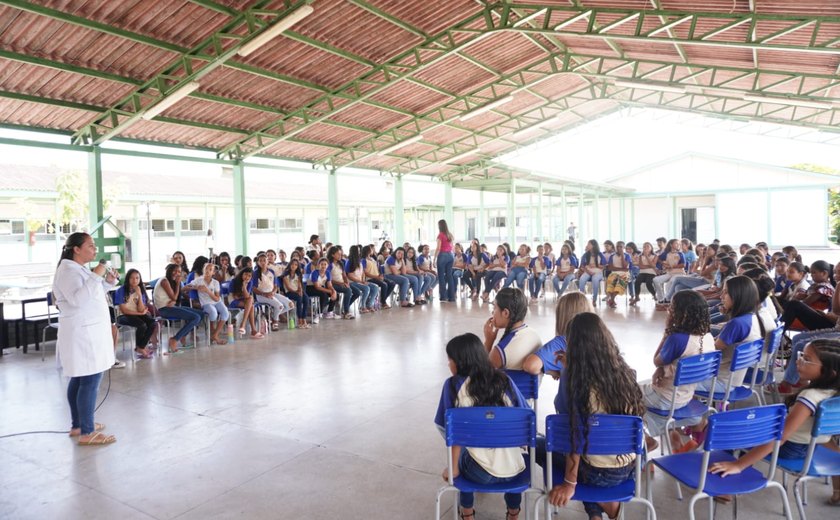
[{"x1": 778, "y1": 441, "x2": 809, "y2": 460}]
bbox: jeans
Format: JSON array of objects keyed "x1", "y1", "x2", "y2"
[
  {"x1": 452, "y1": 269, "x2": 465, "y2": 294},
  {"x1": 483, "y1": 271, "x2": 507, "y2": 294},
  {"x1": 784, "y1": 329, "x2": 840, "y2": 383},
  {"x1": 334, "y1": 284, "x2": 358, "y2": 314},
  {"x1": 779, "y1": 441, "x2": 809, "y2": 459},
  {"x1": 367, "y1": 278, "x2": 394, "y2": 305},
  {"x1": 529, "y1": 272, "x2": 546, "y2": 298},
  {"x1": 503, "y1": 267, "x2": 528, "y2": 289},
  {"x1": 306, "y1": 286, "x2": 334, "y2": 313},
  {"x1": 158, "y1": 305, "x2": 203, "y2": 341},
  {"x1": 116, "y1": 314, "x2": 156, "y2": 348},
  {"x1": 419, "y1": 273, "x2": 436, "y2": 295},
  {"x1": 202, "y1": 301, "x2": 230, "y2": 322},
  {"x1": 285, "y1": 291, "x2": 310, "y2": 319},
  {"x1": 385, "y1": 274, "x2": 410, "y2": 302},
  {"x1": 351, "y1": 282, "x2": 379, "y2": 309},
  {"x1": 666, "y1": 274, "x2": 708, "y2": 301},
  {"x1": 653, "y1": 272, "x2": 679, "y2": 302},
  {"x1": 67, "y1": 371, "x2": 104, "y2": 435},
  {"x1": 457, "y1": 449, "x2": 523, "y2": 510},
  {"x1": 463, "y1": 270, "x2": 481, "y2": 291},
  {"x1": 628, "y1": 266, "x2": 640, "y2": 298},
  {"x1": 437, "y1": 252, "x2": 455, "y2": 300},
  {"x1": 781, "y1": 300, "x2": 835, "y2": 331},
  {"x1": 578, "y1": 271, "x2": 604, "y2": 300},
  {"x1": 403, "y1": 274, "x2": 423, "y2": 301},
  {"x1": 553, "y1": 273, "x2": 576, "y2": 296},
  {"x1": 535, "y1": 437, "x2": 634, "y2": 517}
]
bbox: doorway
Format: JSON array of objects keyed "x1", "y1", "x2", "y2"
[
  {"x1": 680, "y1": 207, "x2": 715, "y2": 243},
  {"x1": 467, "y1": 218, "x2": 475, "y2": 241}
]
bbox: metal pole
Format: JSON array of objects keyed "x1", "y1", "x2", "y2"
[{"x1": 146, "y1": 202, "x2": 152, "y2": 279}]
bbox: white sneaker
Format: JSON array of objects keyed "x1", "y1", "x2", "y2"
[
  {"x1": 325, "y1": 312, "x2": 336, "y2": 319},
  {"x1": 113, "y1": 360, "x2": 126, "y2": 369}
]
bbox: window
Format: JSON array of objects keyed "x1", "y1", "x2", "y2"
[
  {"x1": 189, "y1": 219, "x2": 204, "y2": 231},
  {"x1": 277, "y1": 218, "x2": 302, "y2": 231},
  {"x1": 372, "y1": 220, "x2": 381, "y2": 230},
  {"x1": 250, "y1": 218, "x2": 272, "y2": 230},
  {"x1": 181, "y1": 220, "x2": 189, "y2": 231},
  {"x1": 489, "y1": 217, "x2": 506, "y2": 228}
]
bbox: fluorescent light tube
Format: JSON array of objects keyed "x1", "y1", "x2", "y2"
[
  {"x1": 743, "y1": 95, "x2": 833, "y2": 110},
  {"x1": 377, "y1": 134, "x2": 424, "y2": 155},
  {"x1": 460, "y1": 96, "x2": 515, "y2": 121},
  {"x1": 238, "y1": 5, "x2": 315, "y2": 57},
  {"x1": 142, "y1": 81, "x2": 201, "y2": 120},
  {"x1": 446, "y1": 150, "x2": 480, "y2": 164},
  {"x1": 614, "y1": 81, "x2": 686, "y2": 94}
]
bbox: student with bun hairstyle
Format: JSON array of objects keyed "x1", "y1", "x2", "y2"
[{"x1": 482, "y1": 288, "x2": 541, "y2": 370}]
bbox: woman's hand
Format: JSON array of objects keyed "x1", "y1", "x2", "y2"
[
  {"x1": 93, "y1": 263, "x2": 107, "y2": 277},
  {"x1": 441, "y1": 466, "x2": 459, "y2": 482},
  {"x1": 708, "y1": 460, "x2": 744, "y2": 477},
  {"x1": 483, "y1": 317, "x2": 498, "y2": 344},
  {"x1": 548, "y1": 482, "x2": 576, "y2": 507}
]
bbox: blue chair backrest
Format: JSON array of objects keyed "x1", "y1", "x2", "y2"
[
  {"x1": 506, "y1": 370, "x2": 539, "y2": 401},
  {"x1": 46, "y1": 291, "x2": 54, "y2": 306},
  {"x1": 148, "y1": 277, "x2": 159, "y2": 289},
  {"x1": 705, "y1": 404, "x2": 786, "y2": 451},
  {"x1": 220, "y1": 281, "x2": 231, "y2": 297},
  {"x1": 673, "y1": 350, "x2": 722, "y2": 387},
  {"x1": 185, "y1": 272, "x2": 198, "y2": 300},
  {"x1": 812, "y1": 396, "x2": 840, "y2": 438},
  {"x1": 545, "y1": 414, "x2": 643, "y2": 456},
  {"x1": 765, "y1": 326, "x2": 784, "y2": 357},
  {"x1": 730, "y1": 339, "x2": 764, "y2": 373},
  {"x1": 444, "y1": 407, "x2": 536, "y2": 449}
]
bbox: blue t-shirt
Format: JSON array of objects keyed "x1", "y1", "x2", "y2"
[
  {"x1": 684, "y1": 250, "x2": 697, "y2": 271},
  {"x1": 434, "y1": 374, "x2": 528, "y2": 431},
  {"x1": 418, "y1": 254, "x2": 431, "y2": 267},
  {"x1": 112, "y1": 285, "x2": 147, "y2": 306},
  {"x1": 385, "y1": 256, "x2": 398, "y2": 267},
  {"x1": 659, "y1": 333, "x2": 691, "y2": 365},
  {"x1": 719, "y1": 314, "x2": 754, "y2": 345},
  {"x1": 529, "y1": 255, "x2": 553, "y2": 271},
  {"x1": 533, "y1": 335, "x2": 567, "y2": 372},
  {"x1": 774, "y1": 274, "x2": 786, "y2": 294}
]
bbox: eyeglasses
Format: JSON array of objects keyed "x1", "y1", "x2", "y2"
[{"x1": 796, "y1": 351, "x2": 820, "y2": 366}]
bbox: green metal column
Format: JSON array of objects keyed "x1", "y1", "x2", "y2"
[
  {"x1": 537, "y1": 184, "x2": 544, "y2": 243},
  {"x1": 478, "y1": 189, "x2": 485, "y2": 243},
  {"x1": 577, "y1": 185, "x2": 584, "y2": 243},
  {"x1": 560, "y1": 185, "x2": 567, "y2": 244},
  {"x1": 619, "y1": 198, "x2": 626, "y2": 240},
  {"x1": 444, "y1": 181, "x2": 453, "y2": 225},
  {"x1": 631, "y1": 199, "x2": 636, "y2": 239},
  {"x1": 328, "y1": 169, "x2": 339, "y2": 242},
  {"x1": 594, "y1": 193, "x2": 600, "y2": 241},
  {"x1": 824, "y1": 189, "x2": 830, "y2": 246},
  {"x1": 507, "y1": 180, "x2": 517, "y2": 246},
  {"x1": 88, "y1": 146, "x2": 104, "y2": 239},
  {"x1": 232, "y1": 160, "x2": 248, "y2": 254},
  {"x1": 131, "y1": 204, "x2": 139, "y2": 263},
  {"x1": 527, "y1": 193, "x2": 533, "y2": 242},
  {"x1": 394, "y1": 175, "x2": 404, "y2": 245},
  {"x1": 766, "y1": 189, "x2": 773, "y2": 245},
  {"x1": 174, "y1": 205, "x2": 181, "y2": 250},
  {"x1": 608, "y1": 194, "x2": 613, "y2": 239}
]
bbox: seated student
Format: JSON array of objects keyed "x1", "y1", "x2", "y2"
[
  {"x1": 696, "y1": 276, "x2": 765, "y2": 393},
  {"x1": 544, "y1": 242, "x2": 555, "y2": 268},
  {"x1": 434, "y1": 333, "x2": 530, "y2": 520},
  {"x1": 362, "y1": 245, "x2": 393, "y2": 309},
  {"x1": 654, "y1": 237, "x2": 667, "y2": 257},
  {"x1": 307, "y1": 258, "x2": 338, "y2": 318},
  {"x1": 154, "y1": 264, "x2": 204, "y2": 352},
  {"x1": 774, "y1": 257, "x2": 790, "y2": 295},
  {"x1": 385, "y1": 247, "x2": 418, "y2": 308},
  {"x1": 528, "y1": 244, "x2": 551, "y2": 303},
  {"x1": 281, "y1": 258, "x2": 311, "y2": 329},
  {"x1": 465, "y1": 240, "x2": 489, "y2": 300},
  {"x1": 114, "y1": 268, "x2": 157, "y2": 359},
  {"x1": 482, "y1": 288, "x2": 541, "y2": 370},
  {"x1": 738, "y1": 243, "x2": 751, "y2": 256},
  {"x1": 417, "y1": 244, "x2": 438, "y2": 297},
  {"x1": 346, "y1": 245, "x2": 379, "y2": 314},
  {"x1": 503, "y1": 244, "x2": 531, "y2": 290},
  {"x1": 452, "y1": 242, "x2": 468, "y2": 297},
  {"x1": 377, "y1": 241, "x2": 392, "y2": 264},
  {"x1": 481, "y1": 246, "x2": 510, "y2": 303},
  {"x1": 781, "y1": 261, "x2": 834, "y2": 327},
  {"x1": 523, "y1": 292, "x2": 593, "y2": 379},
  {"x1": 188, "y1": 262, "x2": 229, "y2": 345},
  {"x1": 709, "y1": 339, "x2": 840, "y2": 508},
  {"x1": 664, "y1": 243, "x2": 719, "y2": 302},
  {"x1": 783, "y1": 245, "x2": 803, "y2": 263},
  {"x1": 624, "y1": 242, "x2": 640, "y2": 301},
  {"x1": 171, "y1": 251, "x2": 190, "y2": 279},
  {"x1": 577, "y1": 239, "x2": 607, "y2": 305},
  {"x1": 552, "y1": 243, "x2": 579, "y2": 298},
  {"x1": 653, "y1": 239, "x2": 686, "y2": 309},
  {"x1": 276, "y1": 249, "x2": 289, "y2": 273},
  {"x1": 696, "y1": 255, "x2": 736, "y2": 306},
  {"x1": 265, "y1": 250, "x2": 285, "y2": 279},
  {"x1": 538, "y1": 312, "x2": 645, "y2": 520},
  {"x1": 252, "y1": 253, "x2": 294, "y2": 331},
  {"x1": 406, "y1": 247, "x2": 432, "y2": 303},
  {"x1": 604, "y1": 241, "x2": 632, "y2": 308},
  {"x1": 229, "y1": 267, "x2": 262, "y2": 339},
  {"x1": 693, "y1": 243, "x2": 707, "y2": 273},
  {"x1": 327, "y1": 245, "x2": 360, "y2": 319},
  {"x1": 640, "y1": 291, "x2": 714, "y2": 449},
  {"x1": 602, "y1": 240, "x2": 615, "y2": 259},
  {"x1": 214, "y1": 252, "x2": 236, "y2": 284}
]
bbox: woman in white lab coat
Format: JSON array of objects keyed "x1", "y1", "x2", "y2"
[{"x1": 53, "y1": 232, "x2": 117, "y2": 445}]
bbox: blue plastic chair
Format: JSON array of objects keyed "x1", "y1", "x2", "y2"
[
  {"x1": 646, "y1": 351, "x2": 722, "y2": 455},
  {"x1": 775, "y1": 396, "x2": 840, "y2": 520},
  {"x1": 505, "y1": 370, "x2": 540, "y2": 417},
  {"x1": 744, "y1": 326, "x2": 784, "y2": 405},
  {"x1": 434, "y1": 407, "x2": 539, "y2": 520},
  {"x1": 535, "y1": 414, "x2": 656, "y2": 520},
  {"x1": 649, "y1": 404, "x2": 793, "y2": 520},
  {"x1": 40, "y1": 291, "x2": 60, "y2": 362},
  {"x1": 694, "y1": 339, "x2": 764, "y2": 410}
]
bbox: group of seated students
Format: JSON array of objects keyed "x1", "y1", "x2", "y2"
[{"x1": 435, "y1": 282, "x2": 840, "y2": 520}]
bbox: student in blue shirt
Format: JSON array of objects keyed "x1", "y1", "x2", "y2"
[
  {"x1": 481, "y1": 245, "x2": 509, "y2": 303},
  {"x1": 552, "y1": 243, "x2": 578, "y2": 297},
  {"x1": 527, "y1": 244, "x2": 552, "y2": 301},
  {"x1": 385, "y1": 247, "x2": 418, "y2": 308},
  {"x1": 577, "y1": 239, "x2": 607, "y2": 305},
  {"x1": 307, "y1": 258, "x2": 337, "y2": 319},
  {"x1": 503, "y1": 244, "x2": 531, "y2": 291},
  {"x1": 523, "y1": 292, "x2": 593, "y2": 378},
  {"x1": 417, "y1": 244, "x2": 438, "y2": 297},
  {"x1": 604, "y1": 241, "x2": 633, "y2": 308}
]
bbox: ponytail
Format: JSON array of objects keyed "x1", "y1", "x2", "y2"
[{"x1": 56, "y1": 232, "x2": 90, "y2": 270}]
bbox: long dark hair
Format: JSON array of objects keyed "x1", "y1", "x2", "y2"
[
  {"x1": 585, "y1": 239, "x2": 602, "y2": 266},
  {"x1": 253, "y1": 253, "x2": 268, "y2": 280},
  {"x1": 786, "y1": 339, "x2": 840, "y2": 407},
  {"x1": 163, "y1": 263, "x2": 181, "y2": 299},
  {"x1": 361, "y1": 244, "x2": 375, "y2": 260},
  {"x1": 326, "y1": 245, "x2": 342, "y2": 267},
  {"x1": 232, "y1": 267, "x2": 253, "y2": 296},
  {"x1": 743, "y1": 269, "x2": 784, "y2": 316},
  {"x1": 565, "y1": 313, "x2": 644, "y2": 457},
  {"x1": 724, "y1": 276, "x2": 767, "y2": 341},
  {"x1": 718, "y1": 257, "x2": 737, "y2": 284},
  {"x1": 190, "y1": 255, "x2": 208, "y2": 276},
  {"x1": 406, "y1": 247, "x2": 419, "y2": 270},
  {"x1": 666, "y1": 291, "x2": 710, "y2": 339},
  {"x1": 438, "y1": 219, "x2": 453, "y2": 242},
  {"x1": 172, "y1": 250, "x2": 188, "y2": 273},
  {"x1": 811, "y1": 260, "x2": 836, "y2": 286},
  {"x1": 57, "y1": 232, "x2": 90, "y2": 269},
  {"x1": 122, "y1": 268, "x2": 147, "y2": 302},
  {"x1": 347, "y1": 245, "x2": 362, "y2": 273},
  {"x1": 218, "y1": 252, "x2": 235, "y2": 277},
  {"x1": 494, "y1": 287, "x2": 528, "y2": 337},
  {"x1": 446, "y1": 333, "x2": 512, "y2": 407},
  {"x1": 282, "y1": 258, "x2": 302, "y2": 280}
]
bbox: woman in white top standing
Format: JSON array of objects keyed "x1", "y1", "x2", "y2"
[{"x1": 53, "y1": 233, "x2": 118, "y2": 446}]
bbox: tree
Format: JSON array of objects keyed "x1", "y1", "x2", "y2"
[{"x1": 790, "y1": 163, "x2": 840, "y2": 243}]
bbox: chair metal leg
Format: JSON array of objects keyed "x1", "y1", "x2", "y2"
[{"x1": 768, "y1": 480, "x2": 793, "y2": 520}]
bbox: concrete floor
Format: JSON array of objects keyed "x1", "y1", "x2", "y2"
[{"x1": 1, "y1": 294, "x2": 835, "y2": 520}]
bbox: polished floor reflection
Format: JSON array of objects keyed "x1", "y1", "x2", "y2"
[{"x1": 1, "y1": 294, "x2": 834, "y2": 519}]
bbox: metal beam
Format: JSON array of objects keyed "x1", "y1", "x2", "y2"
[
  {"x1": 87, "y1": 146, "x2": 103, "y2": 238},
  {"x1": 328, "y1": 169, "x2": 340, "y2": 242},
  {"x1": 232, "y1": 161, "x2": 248, "y2": 253}
]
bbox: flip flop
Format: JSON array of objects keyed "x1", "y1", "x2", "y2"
[
  {"x1": 135, "y1": 349, "x2": 153, "y2": 359},
  {"x1": 69, "y1": 423, "x2": 105, "y2": 437},
  {"x1": 77, "y1": 431, "x2": 116, "y2": 446}
]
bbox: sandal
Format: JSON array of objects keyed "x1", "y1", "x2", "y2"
[
  {"x1": 135, "y1": 348, "x2": 153, "y2": 359},
  {"x1": 250, "y1": 332, "x2": 265, "y2": 339},
  {"x1": 77, "y1": 431, "x2": 116, "y2": 446},
  {"x1": 69, "y1": 423, "x2": 105, "y2": 437},
  {"x1": 271, "y1": 322, "x2": 280, "y2": 331},
  {"x1": 238, "y1": 327, "x2": 246, "y2": 335},
  {"x1": 459, "y1": 509, "x2": 475, "y2": 520},
  {"x1": 506, "y1": 507, "x2": 520, "y2": 519},
  {"x1": 827, "y1": 493, "x2": 840, "y2": 506}
]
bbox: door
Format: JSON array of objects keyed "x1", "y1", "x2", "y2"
[
  {"x1": 680, "y1": 208, "x2": 697, "y2": 243},
  {"x1": 467, "y1": 218, "x2": 475, "y2": 241}
]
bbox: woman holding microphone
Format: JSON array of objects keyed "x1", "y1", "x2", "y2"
[
  {"x1": 435, "y1": 219, "x2": 455, "y2": 302},
  {"x1": 53, "y1": 232, "x2": 117, "y2": 446}
]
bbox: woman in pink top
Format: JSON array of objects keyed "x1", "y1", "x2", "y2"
[{"x1": 435, "y1": 219, "x2": 456, "y2": 302}]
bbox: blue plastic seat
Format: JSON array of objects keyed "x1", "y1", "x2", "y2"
[
  {"x1": 743, "y1": 326, "x2": 784, "y2": 405},
  {"x1": 649, "y1": 404, "x2": 793, "y2": 520},
  {"x1": 434, "y1": 407, "x2": 539, "y2": 520},
  {"x1": 535, "y1": 414, "x2": 656, "y2": 520},
  {"x1": 646, "y1": 350, "x2": 721, "y2": 455},
  {"x1": 694, "y1": 339, "x2": 764, "y2": 410},
  {"x1": 505, "y1": 370, "x2": 539, "y2": 416},
  {"x1": 774, "y1": 396, "x2": 840, "y2": 520}
]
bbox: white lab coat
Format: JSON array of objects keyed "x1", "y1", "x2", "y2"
[{"x1": 52, "y1": 259, "x2": 115, "y2": 377}]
